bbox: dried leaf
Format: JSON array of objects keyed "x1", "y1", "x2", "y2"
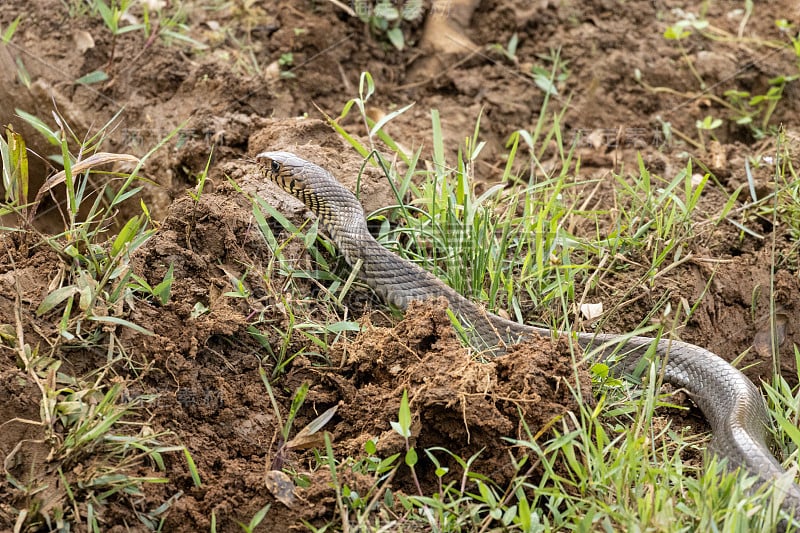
[
  {"x1": 73, "y1": 30, "x2": 95, "y2": 53},
  {"x1": 580, "y1": 302, "x2": 604, "y2": 321},
  {"x1": 285, "y1": 405, "x2": 337, "y2": 450},
  {"x1": 30, "y1": 152, "x2": 140, "y2": 220},
  {"x1": 264, "y1": 470, "x2": 296, "y2": 508}
]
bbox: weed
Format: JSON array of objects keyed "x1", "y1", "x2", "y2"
[
  {"x1": 648, "y1": 8, "x2": 800, "y2": 143},
  {"x1": 490, "y1": 32, "x2": 520, "y2": 64},
  {"x1": 238, "y1": 185, "x2": 362, "y2": 377},
  {"x1": 278, "y1": 52, "x2": 296, "y2": 79},
  {"x1": 0, "y1": 17, "x2": 31, "y2": 89},
  {"x1": 695, "y1": 115, "x2": 723, "y2": 150},
  {"x1": 69, "y1": 0, "x2": 206, "y2": 74},
  {"x1": 1, "y1": 14, "x2": 21, "y2": 43},
  {"x1": 723, "y1": 75, "x2": 799, "y2": 138},
  {"x1": 237, "y1": 503, "x2": 271, "y2": 533},
  {"x1": 391, "y1": 390, "x2": 421, "y2": 494},
  {"x1": 354, "y1": 0, "x2": 424, "y2": 51},
  {"x1": 663, "y1": 12, "x2": 709, "y2": 89}
]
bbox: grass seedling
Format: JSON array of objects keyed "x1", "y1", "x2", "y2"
[
  {"x1": 695, "y1": 114, "x2": 722, "y2": 151},
  {"x1": 237, "y1": 503, "x2": 271, "y2": 533},
  {"x1": 278, "y1": 52, "x2": 295, "y2": 79},
  {"x1": 92, "y1": 0, "x2": 143, "y2": 66},
  {"x1": 490, "y1": 32, "x2": 520, "y2": 64},
  {"x1": 391, "y1": 390, "x2": 421, "y2": 494},
  {"x1": 1, "y1": 14, "x2": 21, "y2": 43}
]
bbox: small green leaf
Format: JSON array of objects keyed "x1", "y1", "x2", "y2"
[
  {"x1": 15, "y1": 109, "x2": 60, "y2": 146},
  {"x1": 2, "y1": 15, "x2": 22, "y2": 43},
  {"x1": 89, "y1": 315, "x2": 154, "y2": 336},
  {"x1": 477, "y1": 480, "x2": 497, "y2": 506},
  {"x1": 75, "y1": 70, "x2": 109, "y2": 85},
  {"x1": 531, "y1": 68, "x2": 558, "y2": 96},
  {"x1": 152, "y1": 263, "x2": 174, "y2": 305},
  {"x1": 389, "y1": 421, "x2": 404, "y2": 436},
  {"x1": 369, "y1": 102, "x2": 415, "y2": 137},
  {"x1": 359, "y1": 71, "x2": 375, "y2": 102},
  {"x1": 507, "y1": 33, "x2": 519, "y2": 56},
  {"x1": 502, "y1": 505, "x2": 517, "y2": 525},
  {"x1": 404, "y1": 447, "x2": 417, "y2": 467},
  {"x1": 248, "y1": 503, "x2": 271, "y2": 529},
  {"x1": 111, "y1": 216, "x2": 142, "y2": 257},
  {"x1": 386, "y1": 27, "x2": 404, "y2": 50},
  {"x1": 365, "y1": 439, "x2": 377, "y2": 455},
  {"x1": 36, "y1": 285, "x2": 78, "y2": 316},
  {"x1": 663, "y1": 25, "x2": 690, "y2": 40},
  {"x1": 401, "y1": 0, "x2": 423, "y2": 21},
  {"x1": 775, "y1": 410, "x2": 800, "y2": 446},
  {"x1": 375, "y1": 453, "x2": 400, "y2": 474},
  {"x1": 15, "y1": 57, "x2": 30, "y2": 88},
  {"x1": 590, "y1": 363, "x2": 609, "y2": 379},
  {"x1": 190, "y1": 302, "x2": 209, "y2": 318},
  {"x1": 394, "y1": 389, "x2": 412, "y2": 438},
  {"x1": 183, "y1": 447, "x2": 202, "y2": 487},
  {"x1": 373, "y1": 3, "x2": 399, "y2": 21},
  {"x1": 324, "y1": 321, "x2": 361, "y2": 333}
]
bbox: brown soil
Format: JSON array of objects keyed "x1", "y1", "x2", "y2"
[{"x1": 1, "y1": 0, "x2": 800, "y2": 530}]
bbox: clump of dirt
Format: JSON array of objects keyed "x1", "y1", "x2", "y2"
[
  {"x1": 0, "y1": 176, "x2": 588, "y2": 530},
  {"x1": 294, "y1": 298, "x2": 591, "y2": 493}
]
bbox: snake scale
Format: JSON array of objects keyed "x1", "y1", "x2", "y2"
[{"x1": 256, "y1": 150, "x2": 800, "y2": 521}]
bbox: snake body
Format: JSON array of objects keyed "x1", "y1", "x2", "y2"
[{"x1": 256, "y1": 150, "x2": 800, "y2": 519}]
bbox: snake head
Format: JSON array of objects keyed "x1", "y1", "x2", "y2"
[
  {"x1": 256, "y1": 151, "x2": 308, "y2": 195},
  {"x1": 254, "y1": 151, "x2": 364, "y2": 227}
]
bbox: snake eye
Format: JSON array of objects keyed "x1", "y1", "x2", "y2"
[{"x1": 270, "y1": 160, "x2": 280, "y2": 173}]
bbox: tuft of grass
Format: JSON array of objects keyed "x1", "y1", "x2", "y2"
[
  {"x1": 232, "y1": 181, "x2": 362, "y2": 378},
  {"x1": 61, "y1": 0, "x2": 205, "y2": 78},
  {"x1": 2, "y1": 114, "x2": 199, "y2": 530}
]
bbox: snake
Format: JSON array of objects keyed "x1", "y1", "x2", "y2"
[{"x1": 256, "y1": 150, "x2": 800, "y2": 521}]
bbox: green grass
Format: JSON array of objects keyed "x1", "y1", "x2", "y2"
[
  {"x1": 242, "y1": 184, "x2": 361, "y2": 377},
  {"x1": 1, "y1": 113, "x2": 200, "y2": 530}
]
